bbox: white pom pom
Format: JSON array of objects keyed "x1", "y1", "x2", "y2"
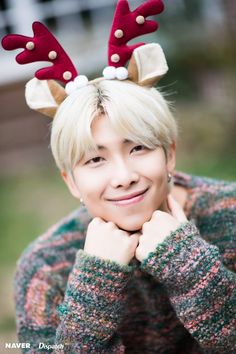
[
  {"x1": 65, "y1": 81, "x2": 77, "y2": 95},
  {"x1": 74, "y1": 75, "x2": 89, "y2": 88},
  {"x1": 103, "y1": 66, "x2": 116, "y2": 79},
  {"x1": 115, "y1": 67, "x2": 129, "y2": 80}
]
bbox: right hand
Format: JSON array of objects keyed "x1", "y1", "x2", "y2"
[{"x1": 84, "y1": 217, "x2": 140, "y2": 265}]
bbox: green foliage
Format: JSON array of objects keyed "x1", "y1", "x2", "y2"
[
  {"x1": 0, "y1": 316, "x2": 15, "y2": 333},
  {"x1": 0, "y1": 169, "x2": 78, "y2": 267}
]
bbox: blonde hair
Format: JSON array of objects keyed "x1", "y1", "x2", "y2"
[{"x1": 50, "y1": 79, "x2": 178, "y2": 172}]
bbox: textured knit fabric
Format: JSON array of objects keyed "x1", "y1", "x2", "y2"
[{"x1": 14, "y1": 171, "x2": 236, "y2": 353}]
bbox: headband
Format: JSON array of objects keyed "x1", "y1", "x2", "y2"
[{"x1": 1, "y1": 0, "x2": 168, "y2": 119}]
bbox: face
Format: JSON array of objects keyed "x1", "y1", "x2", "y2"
[{"x1": 63, "y1": 115, "x2": 176, "y2": 231}]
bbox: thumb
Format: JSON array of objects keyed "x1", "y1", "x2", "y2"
[
  {"x1": 129, "y1": 232, "x2": 141, "y2": 246},
  {"x1": 167, "y1": 194, "x2": 187, "y2": 222}
]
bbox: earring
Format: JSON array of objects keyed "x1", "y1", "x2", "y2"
[
  {"x1": 167, "y1": 173, "x2": 172, "y2": 183},
  {"x1": 80, "y1": 198, "x2": 84, "y2": 205}
]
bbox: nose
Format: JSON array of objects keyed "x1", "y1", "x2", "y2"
[{"x1": 110, "y1": 159, "x2": 139, "y2": 189}]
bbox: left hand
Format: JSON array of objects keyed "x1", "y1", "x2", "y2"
[{"x1": 135, "y1": 194, "x2": 187, "y2": 262}]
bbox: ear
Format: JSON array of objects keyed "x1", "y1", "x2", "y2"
[
  {"x1": 166, "y1": 141, "x2": 176, "y2": 174},
  {"x1": 25, "y1": 78, "x2": 68, "y2": 118},
  {"x1": 128, "y1": 43, "x2": 168, "y2": 87},
  {"x1": 61, "y1": 171, "x2": 81, "y2": 199}
]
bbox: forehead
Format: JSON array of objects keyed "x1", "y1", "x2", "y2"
[{"x1": 91, "y1": 115, "x2": 128, "y2": 147}]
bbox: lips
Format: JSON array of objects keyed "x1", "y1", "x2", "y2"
[{"x1": 107, "y1": 188, "x2": 148, "y2": 202}]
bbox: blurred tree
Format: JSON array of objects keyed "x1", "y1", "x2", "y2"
[
  {"x1": 182, "y1": 0, "x2": 203, "y2": 21},
  {"x1": 221, "y1": 0, "x2": 236, "y2": 38}
]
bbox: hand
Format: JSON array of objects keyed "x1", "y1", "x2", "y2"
[
  {"x1": 135, "y1": 195, "x2": 187, "y2": 262},
  {"x1": 84, "y1": 217, "x2": 140, "y2": 265}
]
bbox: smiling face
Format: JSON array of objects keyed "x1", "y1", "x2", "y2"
[{"x1": 63, "y1": 114, "x2": 176, "y2": 232}]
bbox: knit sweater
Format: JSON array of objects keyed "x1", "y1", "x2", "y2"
[{"x1": 14, "y1": 171, "x2": 236, "y2": 354}]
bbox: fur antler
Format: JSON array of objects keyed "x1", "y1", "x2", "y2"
[
  {"x1": 1, "y1": 21, "x2": 78, "y2": 84},
  {"x1": 108, "y1": 0, "x2": 164, "y2": 67}
]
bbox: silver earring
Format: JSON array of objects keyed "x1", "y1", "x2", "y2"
[{"x1": 167, "y1": 173, "x2": 172, "y2": 183}]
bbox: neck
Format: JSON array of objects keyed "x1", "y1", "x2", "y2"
[{"x1": 171, "y1": 185, "x2": 188, "y2": 209}]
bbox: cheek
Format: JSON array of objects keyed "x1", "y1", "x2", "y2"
[
  {"x1": 141, "y1": 156, "x2": 169, "y2": 202},
  {"x1": 151, "y1": 173, "x2": 169, "y2": 205},
  {"x1": 75, "y1": 170, "x2": 107, "y2": 201},
  {"x1": 140, "y1": 154, "x2": 168, "y2": 182}
]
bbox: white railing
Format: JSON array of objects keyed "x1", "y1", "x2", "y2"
[
  {"x1": 0, "y1": 0, "x2": 119, "y2": 32},
  {"x1": 0, "y1": 0, "x2": 120, "y2": 84}
]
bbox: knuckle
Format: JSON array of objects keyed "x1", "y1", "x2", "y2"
[
  {"x1": 114, "y1": 229, "x2": 125, "y2": 237},
  {"x1": 135, "y1": 246, "x2": 142, "y2": 260},
  {"x1": 138, "y1": 236, "x2": 144, "y2": 246},
  {"x1": 89, "y1": 217, "x2": 102, "y2": 229},
  {"x1": 107, "y1": 221, "x2": 115, "y2": 228},
  {"x1": 133, "y1": 233, "x2": 141, "y2": 243},
  {"x1": 91, "y1": 217, "x2": 101, "y2": 224},
  {"x1": 88, "y1": 219, "x2": 96, "y2": 229},
  {"x1": 152, "y1": 210, "x2": 162, "y2": 217},
  {"x1": 93, "y1": 216, "x2": 101, "y2": 222}
]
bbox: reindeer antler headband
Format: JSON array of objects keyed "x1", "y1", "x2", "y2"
[{"x1": 2, "y1": 0, "x2": 167, "y2": 118}]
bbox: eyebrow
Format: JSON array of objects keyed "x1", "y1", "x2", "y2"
[{"x1": 96, "y1": 139, "x2": 132, "y2": 150}]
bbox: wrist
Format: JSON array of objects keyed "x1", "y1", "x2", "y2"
[
  {"x1": 78, "y1": 249, "x2": 135, "y2": 280},
  {"x1": 140, "y1": 221, "x2": 193, "y2": 277}
]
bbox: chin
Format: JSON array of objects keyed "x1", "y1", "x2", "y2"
[
  {"x1": 116, "y1": 215, "x2": 150, "y2": 232},
  {"x1": 118, "y1": 224, "x2": 142, "y2": 232}
]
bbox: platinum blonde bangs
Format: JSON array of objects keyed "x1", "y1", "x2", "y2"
[{"x1": 50, "y1": 79, "x2": 178, "y2": 172}]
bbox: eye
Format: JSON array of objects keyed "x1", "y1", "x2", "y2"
[
  {"x1": 85, "y1": 156, "x2": 104, "y2": 165},
  {"x1": 131, "y1": 145, "x2": 146, "y2": 153}
]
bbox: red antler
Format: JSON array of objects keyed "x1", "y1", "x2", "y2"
[
  {"x1": 108, "y1": 0, "x2": 164, "y2": 67},
  {"x1": 1, "y1": 21, "x2": 78, "y2": 84}
]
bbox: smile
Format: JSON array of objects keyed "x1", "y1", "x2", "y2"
[{"x1": 107, "y1": 188, "x2": 149, "y2": 206}]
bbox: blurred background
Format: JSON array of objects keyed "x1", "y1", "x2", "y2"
[{"x1": 0, "y1": 0, "x2": 235, "y2": 351}]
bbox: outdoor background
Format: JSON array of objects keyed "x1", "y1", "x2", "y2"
[{"x1": 0, "y1": 0, "x2": 235, "y2": 351}]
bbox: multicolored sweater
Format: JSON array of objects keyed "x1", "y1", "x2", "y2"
[{"x1": 14, "y1": 172, "x2": 236, "y2": 353}]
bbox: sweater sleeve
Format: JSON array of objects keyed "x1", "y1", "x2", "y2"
[
  {"x1": 55, "y1": 250, "x2": 133, "y2": 353},
  {"x1": 15, "y1": 248, "x2": 133, "y2": 353},
  {"x1": 140, "y1": 221, "x2": 236, "y2": 353},
  {"x1": 14, "y1": 239, "x2": 133, "y2": 354}
]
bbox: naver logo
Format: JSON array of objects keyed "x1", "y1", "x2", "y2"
[{"x1": 5, "y1": 343, "x2": 31, "y2": 349}]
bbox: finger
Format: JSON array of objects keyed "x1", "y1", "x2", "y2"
[
  {"x1": 135, "y1": 244, "x2": 143, "y2": 262},
  {"x1": 90, "y1": 217, "x2": 103, "y2": 226},
  {"x1": 135, "y1": 244, "x2": 141, "y2": 259},
  {"x1": 129, "y1": 232, "x2": 141, "y2": 239},
  {"x1": 167, "y1": 194, "x2": 187, "y2": 222},
  {"x1": 129, "y1": 232, "x2": 141, "y2": 245}
]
